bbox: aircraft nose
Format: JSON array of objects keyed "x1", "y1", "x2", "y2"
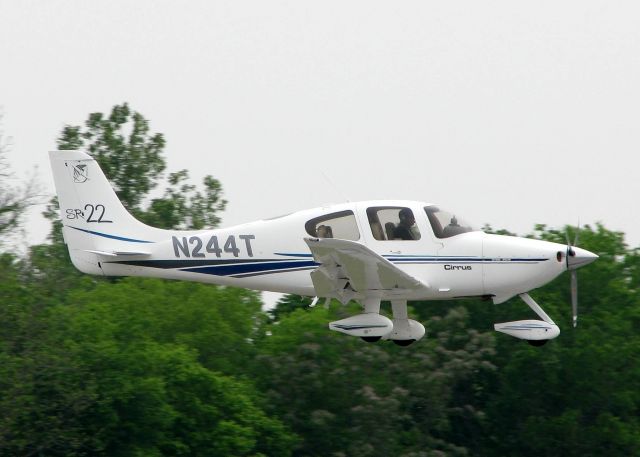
[{"x1": 567, "y1": 246, "x2": 599, "y2": 270}]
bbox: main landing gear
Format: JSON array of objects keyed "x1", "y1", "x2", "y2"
[{"x1": 328, "y1": 298, "x2": 426, "y2": 346}]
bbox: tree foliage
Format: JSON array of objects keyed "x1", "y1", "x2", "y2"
[
  {"x1": 253, "y1": 302, "x2": 495, "y2": 456},
  {"x1": 0, "y1": 269, "x2": 295, "y2": 456},
  {"x1": 0, "y1": 111, "x2": 39, "y2": 241}
]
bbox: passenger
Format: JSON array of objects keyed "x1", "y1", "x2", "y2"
[
  {"x1": 317, "y1": 225, "x2": 332, "y2": 238},
  {"x1": 393, "y1": 209, "x2": 417, "y2": 240}
]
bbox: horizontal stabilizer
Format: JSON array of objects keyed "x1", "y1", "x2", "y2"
[{"x1": 84, "y1": 249, "x2": 151, "y2": 257}]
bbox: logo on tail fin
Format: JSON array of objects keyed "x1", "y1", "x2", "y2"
[{"x1": 73, "y1": 164, "x2": 88, "y2": 183}]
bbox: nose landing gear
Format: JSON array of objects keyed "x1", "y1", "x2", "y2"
[{"x1": 494, "y1": 293, "x2": 560, "y2": 346}]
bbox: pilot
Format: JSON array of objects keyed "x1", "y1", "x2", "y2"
[
  {"x1": 393, "y1": 208, "x2": 417, "y2": 240},
  {"x1": 442, "y1": 216, "x2": 466, "y2": 237}
]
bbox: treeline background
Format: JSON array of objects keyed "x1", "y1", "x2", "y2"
[{"x1": 1, "y1": 105, "x2": 639, "y2": 456}]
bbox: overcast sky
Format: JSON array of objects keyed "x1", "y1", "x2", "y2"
[{"x1": 2, "y1": 1, "x2": 640, "y2": 251}]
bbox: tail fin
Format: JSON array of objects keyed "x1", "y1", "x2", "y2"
[{"x1": 49, "y1": 150, "x2": 165, "y2": 275}]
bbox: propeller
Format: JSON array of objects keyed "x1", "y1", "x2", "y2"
[
  {"x1": 570, "y1": 268, "x2": 578, "y2": 328},
  {"x1": 564, "y1": 225, "x2": 598, "y2": 328},
  {"x1": 565, "y1": 227, "x2": 579, "y2": 328}
]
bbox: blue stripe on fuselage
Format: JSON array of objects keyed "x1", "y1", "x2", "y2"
[{"x1": 181, "y1": 260, "x2": 318, "y2": 277}]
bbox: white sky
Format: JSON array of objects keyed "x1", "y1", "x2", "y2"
[{"x1": 2, "y1": 1, "x2": 640, "y2": 251}]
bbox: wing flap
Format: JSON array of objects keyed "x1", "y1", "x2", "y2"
[{"x1": 304, "y1": 238, "x2": 428, "y2": 301}]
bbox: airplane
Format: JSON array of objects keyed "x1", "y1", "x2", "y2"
[{"x1": 49, "y1": 150, "x2": 598, "y2": 347}]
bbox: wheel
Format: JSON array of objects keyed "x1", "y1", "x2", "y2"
[
  {"x1": 527, "y1": 339, "x2": 548, "y2": 347},
  {"x1": 392, "y1": 339, "x2": 416, "y2": 347},
  {"x1": 361, "y1": 336, "x2": 381, "y2": 343}
]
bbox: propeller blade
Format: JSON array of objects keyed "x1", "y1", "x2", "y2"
[
  {"x1": 565, "y1": 228, "x2": 574, "y2": 270},
  {"x1": 571, "y1": 270, "x2": 578, "y2": 327}
]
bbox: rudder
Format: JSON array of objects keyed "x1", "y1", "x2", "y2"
[{"x1": 49, "y1": 150, "x2": 164, "y2": 275}]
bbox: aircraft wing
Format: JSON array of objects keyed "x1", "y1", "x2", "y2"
[{"x1": 304, "y1": 237, "x2": 429, "y2": 303}]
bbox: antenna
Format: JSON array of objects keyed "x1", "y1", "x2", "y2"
[{"x1": 319, "y1": 169, "x2": 350, "y2": 203}]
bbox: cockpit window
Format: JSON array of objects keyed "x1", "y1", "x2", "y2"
[
  {"x1": 305, "y1": 210, "x2": 360, "y2": 241},
  {"x1": 367, "y1": 207, "x2": 421, "y2": 241},
  {"x1": 424, "y1": 206, "x2": 477, "y2": 239}
]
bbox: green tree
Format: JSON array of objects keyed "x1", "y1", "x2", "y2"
[
  {"x1": 0, "y1": 274, "x2": 296, "y2": 456},
  {"x1": 253, "y1": 301, "x2": 495, "y2": 456},
  {"x1": 65, "y1": 278, "x2": 264, "y2": 375},
  {"x1": 0, "y1": 111, "x2": 39, "y2": 242},
  {"x1": 268, "y1": 294, "x2": 315, "y2": 322}
]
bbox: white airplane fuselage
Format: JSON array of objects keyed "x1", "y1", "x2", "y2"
[{"x1": 71, "y1": 200, "x2": 568, "y2": 305}]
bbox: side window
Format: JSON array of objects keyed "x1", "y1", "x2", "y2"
[
  {"x1": 305, "y1": 210, "x2": 360, "y2": 241},
  {"x1": 366, "y1": 207, "x2": 421, "y2": 241},
  {"x1": 424, "y1": 206, "x2": 476, "y2": 239}
]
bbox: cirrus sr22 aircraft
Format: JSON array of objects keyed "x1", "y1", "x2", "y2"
[{"x1": 50, "y1": 150, "x2": 598, "y2": 347}]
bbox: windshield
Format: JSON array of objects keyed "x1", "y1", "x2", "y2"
[{"x1": 424, "y1": 206, "x2": 477, "y2": 239}]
